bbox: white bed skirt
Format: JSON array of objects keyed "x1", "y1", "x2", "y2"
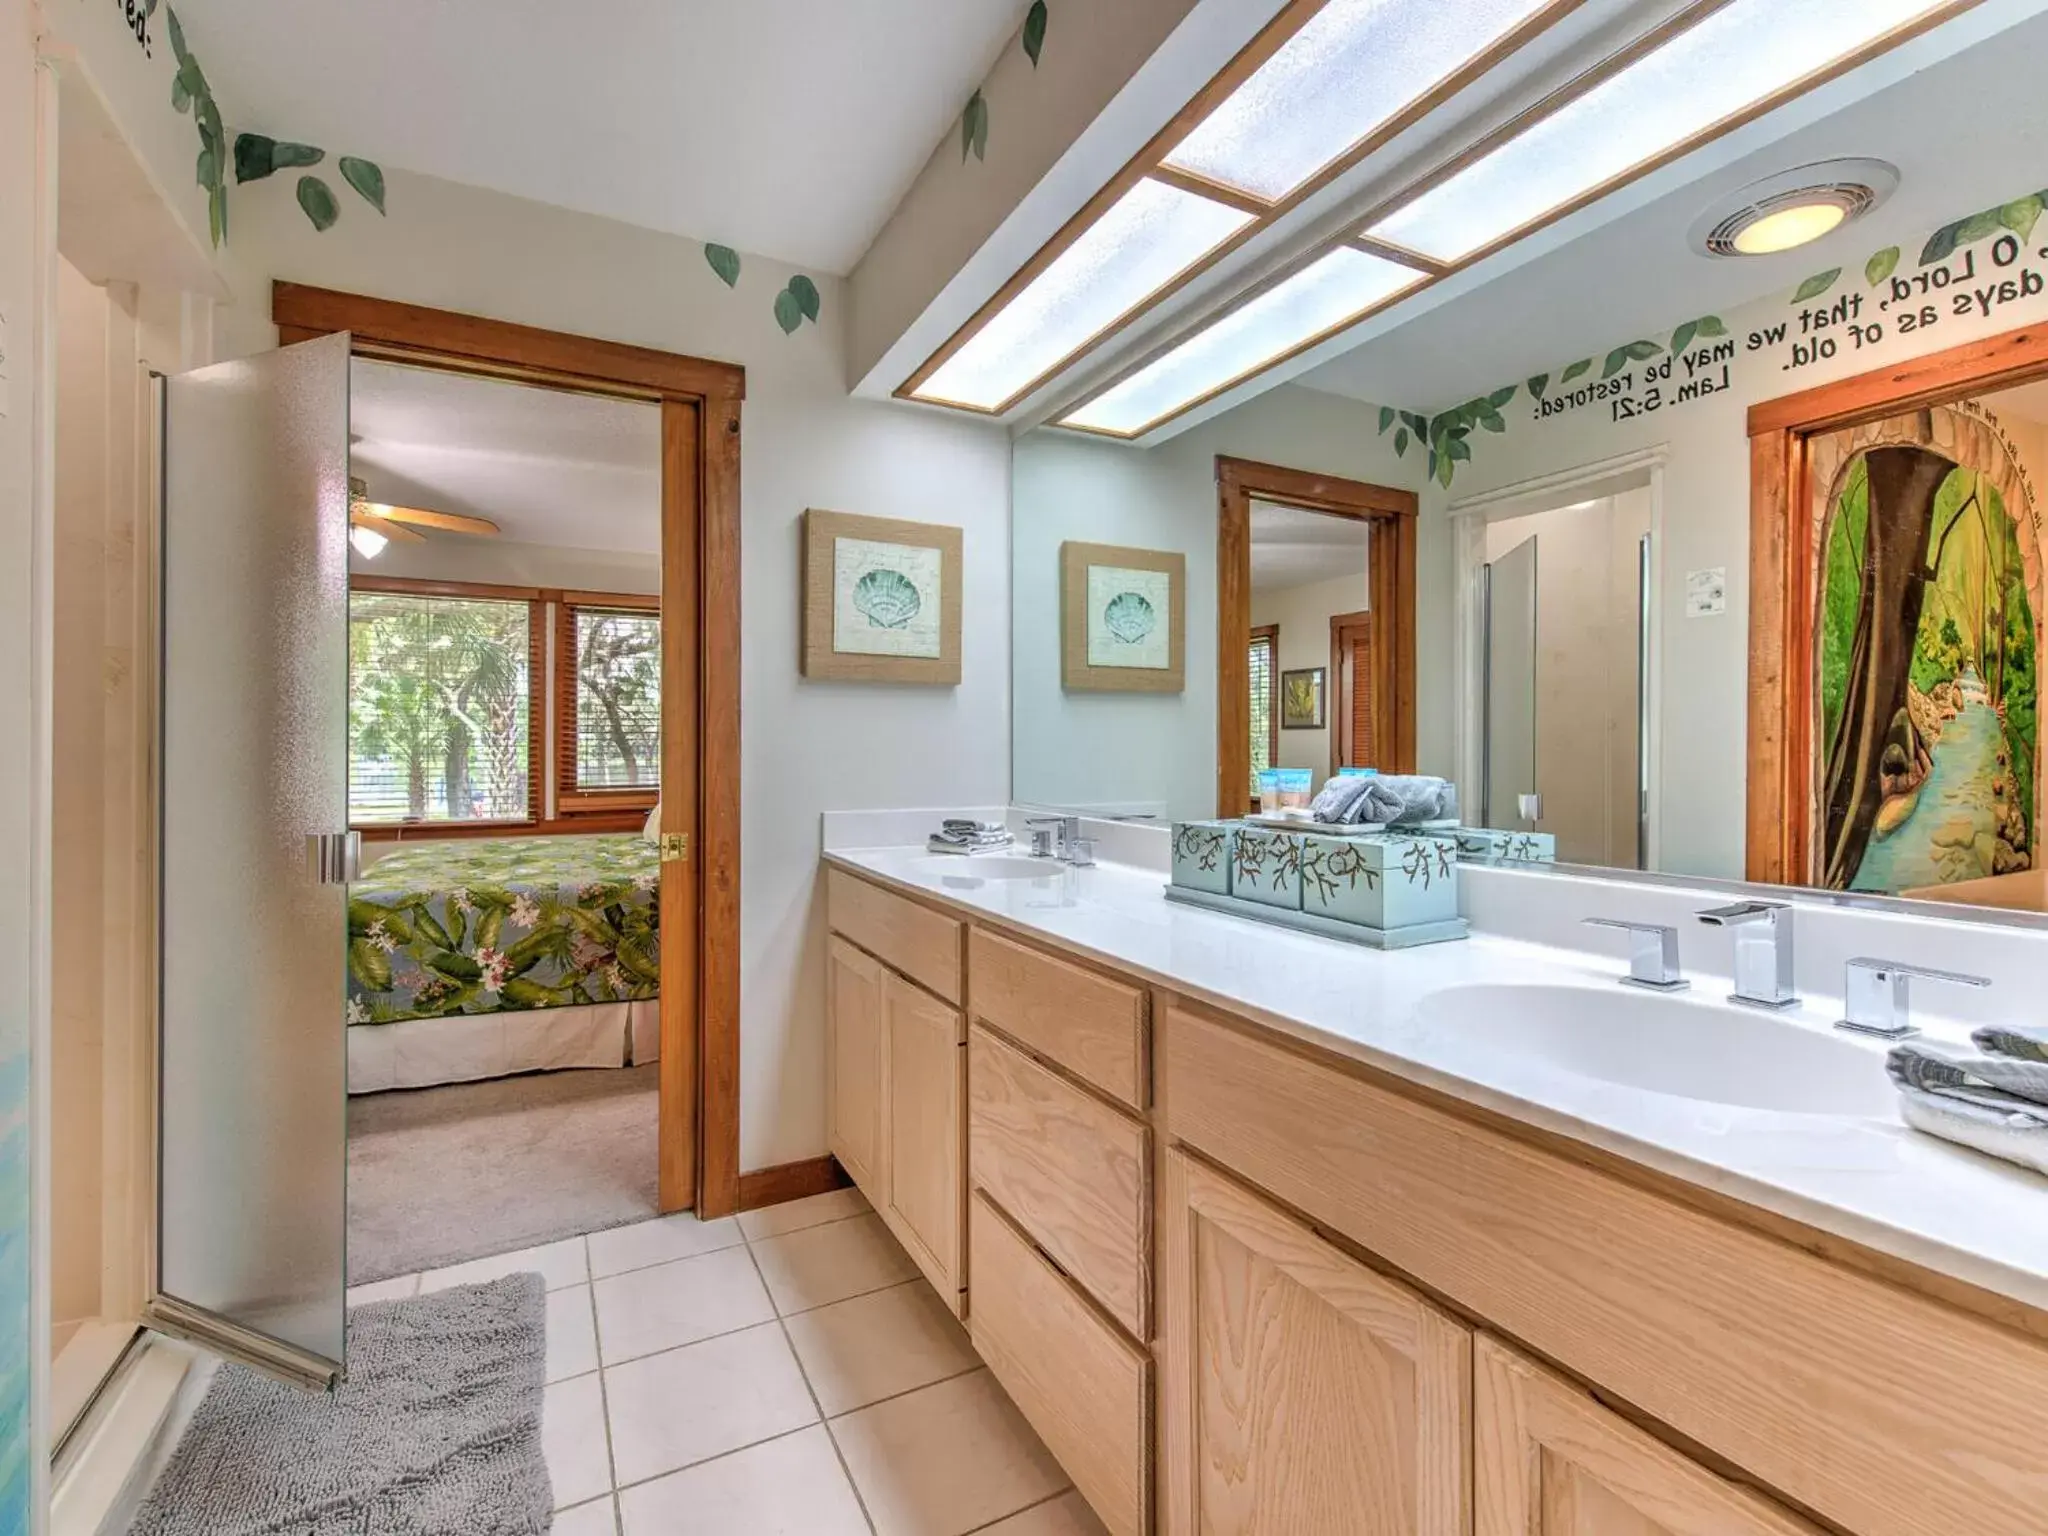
[{"x1": 348, "y1": 1000, "x2": 662, "y2": 1094}]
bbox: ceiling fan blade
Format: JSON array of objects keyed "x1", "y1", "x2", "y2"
[
  {"x1": 367, "y1": 503, "x2": 501, "y2": 537},
  {"x1": 351, "y1": 510, "x2": 426, "y2": 542}
]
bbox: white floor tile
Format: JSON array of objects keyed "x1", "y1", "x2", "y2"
[
  {"x1": 783, "y1": 1280, "x2": 976, "y2": 1416},
  {"x1": 735, "y1": 1185, "x2": 869, "y2": 1242},
  {"x1": 419, "y1": 1236, "x2": 589, "y2": 1293},
  {"x1": 547, "y1": 1284, "x2": 600, "y2": 1383},
  {"x1": 830, "y1": 1369, "x2": 1067, "y2": 1536},
  {"x1": 543, "y1": 1373, "x2": 613, "y2": 1510},
  {"x1": 603, "y1": 1322, "x2": 819, "y2": 1484},
  {"x1": 551, "y1": 1495, "x2": 620, "y2": 1536},
  {"x1": 977, "y1": 1491, "x2": 1111, "y2": 1535},
  {"x1": 344, "y1": 1273, "x2": 419, "y2": 1307},
  {"x1": 592, "y1": 1245, "x2": 774, "y2": 1365},
  {"x1": 588, "y1": 1212, "x2": 745, "y2": 1279},
  {"x1": 618, "y1": 1426, "x2": 869, "y2": 1536},
  {"x1": 750, "y1": 1212, "x2": 919, "y2": 1316}
]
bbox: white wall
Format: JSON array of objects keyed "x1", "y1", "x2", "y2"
[
  {"x1": 1012, "y1": 384, "x2": 1433, "y2": 822},
  {"x1": 1249, "y1": 568, "x2": 1370, "y2": 788},
  {"x1": 214, "y1": 166, "x2": 1013, "y2": 1172}
]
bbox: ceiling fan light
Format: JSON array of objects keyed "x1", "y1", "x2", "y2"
[{"x1": 349, "y1": 524, "x2": 389, "y2": 560}]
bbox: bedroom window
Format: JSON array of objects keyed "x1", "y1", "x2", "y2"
[
  {"x1": 559, "y1": 597, "x2": 662, "y2": 805},
  {"x1": 348, "y1": 587, "x2": 540, "y2": 825}
]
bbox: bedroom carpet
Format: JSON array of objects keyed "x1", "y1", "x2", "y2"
[
  {"x1": 349, "y1": 1065, "x2": 659, "y2": 1284},
  {"x1": 128, "y1": 1275, "x2": 551, "y2": 1536}
]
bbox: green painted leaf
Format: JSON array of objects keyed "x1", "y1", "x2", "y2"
[
  {"x1": 199, "y1": 97, "x2": 223, "y2": 158},
  {"x1": 962, "y1": 90, "x2": 988, "y2": 162},
  {"x1": 1919, "y1": 221, "x2": 1962, "y2": 266},
  {"x1": 195, "y1": 146, "x2": 216, "y2": 191},
  {"x1": 773, "y1": 288, "x2": 803, "y2": 334},
  {"x1": 1486, "y1": 385, "x2": 1517, "y2": 410},
  {"x1": 1601, "y1": 346, "x2": 1632, "y2": 380},
  {"x1": 1446, "y1": 435, "x2": 1472, "y2": 462},
  {"x1": 1695, "y1": 315, "x2": 1727, "y2": 337},
  {"x1": 1023, "y1": 0, "x2": 1048, "y2": 66},
  {"x1": 704, "y1": 243, "x2": 741, "y2": 288},
  {"x1": 1626, "y1": 339, "x2": 1661, "y2": 361},
  {"x1": 1426, "y1": 445, "x2": 1437, "y2": 478},
  {"x1": 1791, "y1": 267, "x2": 1840, "y2": 303},
  {"x1": 1957, "y1": 208, "x2": 2003, "y2": 244},
  {"x1": 788, "y1": 274, "x2": 821, "y2": 322},
  {"x1": 176, "y1": 60, "x2": 204, "y2": 112},
  {"x1": 296, "y1": 174, "x2": 340, "y2": 232},
  {"x1": 1560, "y1": 358, "x2": 1591, "y2": 384},
  {"x1": 1393, "y1": 427, "x2": 1408, "y2": 456},
  {"x1": 1399, "y1": 410, "x2": 1428, "y2": 437},
  {"x1": 1377, "y1": 405, "x2": 1395, "y2": 434},
  {"x1": 1864, "y1": 246, "x2": 1900, "y2": 286},
  {"x1": 1437, "y1": 450, "x2": 1455, "y2": 488},
  {"x1": 271, "y1": 141, "x2": 323, "y2": 171},
  {"x1": 1527, "y1": 373, "x2": 1548, "y2": 400},
  {"x1": 1478, "y1": 410, "x2": 1506, "y2": 434},
  {"x1": 167, "y1": 7, "x2": 190, "y2": 63},
  {"x1": 171, "y1": 73, "x2": 191, "y2": 113},
  {"x1": 1669, "y1": 320, "x2": 1698, "y2": 358},
  {"x1": 233, "y1": 132, "x2": 276, "y2": 183},
  {"x1": 2001, "y1": 195, "x2": 2043, "y2": 242},
  {"x1": 339, "y1": 155, "x2": 385, "y2": 213}
]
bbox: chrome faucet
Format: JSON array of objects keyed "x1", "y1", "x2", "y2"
[
  {"x1": 1696, "y1": 900, "x2": 1798, "y2": 1010},
  {"x1": 1582, "y1": 918, "x2": 1687, "y2": 991},
  {"x1": 1024, "y1": 815, "x2": 1096, "y2": 867},
  {"x1": 1836, "y1": 957, "x2": 1989, "y2": 1039}
]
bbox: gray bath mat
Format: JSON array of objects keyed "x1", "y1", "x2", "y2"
[{"x1": 130, "y1": 1274, "x2": 553, "y2": 1535}]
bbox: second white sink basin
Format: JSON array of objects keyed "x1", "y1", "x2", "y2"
[{"x1": 1415, "y1": 983, "x2": 1898, "y2": 1118}]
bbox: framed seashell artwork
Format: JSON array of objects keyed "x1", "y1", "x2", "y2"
[
  {"x1": 802, "y1": 509, "x2": 962, "y2": 683},
  {"x1": 1060, "y1": 540, "x2": 1185, "y2": 693}
]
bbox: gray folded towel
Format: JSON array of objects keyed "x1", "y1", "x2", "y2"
[
  {"x1": 1973, "y1": 1021, "x2": 2048, "y2": 1064},
  {"x1": 927, "y1": 818, "x2": 1013, "y2": 855},
  {"x1": 1894, "y1": 1083, "x2": 2048, "y2": 1176},
  {"x1": 1888, "y1": 1040, "x2": 2048, "y2": 1110},
  {"x1": 1308, "y1": 773, "x2": 1458, "y2": 827}
]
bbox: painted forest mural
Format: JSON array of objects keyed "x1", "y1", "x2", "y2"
[{"x1": 1815, "y1": 406, "x2": 2041, "y2": 895}]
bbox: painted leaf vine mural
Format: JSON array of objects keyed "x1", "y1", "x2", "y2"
[
  {"x1": 232, "y1": 132, "x2": 386, "y2": 232},
  {"x1": 958, "y1": 4, "x2": 1052, "y2": 164},
  {"x1": 1023, "y1": 1, "x2": 1049, "y2": 66},
  {"x1": 700, "y1": 242, "x2": 823, "y2": 337},
  {"x1": 164, "y1": 5, "x2": 229, "y2": 247}
]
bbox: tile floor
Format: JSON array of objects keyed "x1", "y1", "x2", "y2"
[{"x1": 347, "y1": 1186, "x2": 1109, "y2": 1536}]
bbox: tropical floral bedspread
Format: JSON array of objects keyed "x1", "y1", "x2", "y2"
[{"x1": 346, "y1": 834, "x2": 660, "y2": 1024}]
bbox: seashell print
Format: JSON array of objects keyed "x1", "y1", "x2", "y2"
[
  {"x1": 1101, "y1": 590, "x2": 1156, "y2": 644},
  {"x1": 853, "y1": 568, "x2": 922, "y2": 629}
]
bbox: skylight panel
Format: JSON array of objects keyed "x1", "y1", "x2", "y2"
[
  {"x1": 1368, "y1": 0, "x2": 1951, "y2": 262},
  {"x1": 1164, "y1": 0, "x2": 1556, "y2": 202},
  {"x1": 1060, "y1": 248, "x2": 1424, "y2": 436},
  {"x1": 913, "y1": 178, "x2": 1254, "y2": 412}
]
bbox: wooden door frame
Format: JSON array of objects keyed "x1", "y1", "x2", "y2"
[
  {"x1": 274, "y1": 281, "x2": 744, "y2": 1218},
  {"x1": 1217, "y1": 456, "x2": 1417, "y2": 817},
  {"x1": 1327, "y1": 608, "x2": 1378, "y2": 779},
  {"x1": 1745, "y1": 319, "x2": 2048, "y2": 887}
]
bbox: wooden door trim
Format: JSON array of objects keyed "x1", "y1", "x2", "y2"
[
  {"x1": 1745, "y1": 317, "x2": 2048, "y2": 885},
  {"x1": 1217, "y1": 455, "x2": 1417, "y2": 816},
  {"x1": 277, "y1": 282, "x2": 743, "y2": 1218},
  {"x1": 1327, "y1": 607, "x2": 1376, "y2": 779}
]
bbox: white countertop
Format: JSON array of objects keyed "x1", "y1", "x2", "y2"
[{"x1": 826, "y1": 845, "x2": 2048, "y2": 1316}]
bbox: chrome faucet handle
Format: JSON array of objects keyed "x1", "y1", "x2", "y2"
[
  {"x1": 1696, "y1": 900, "x2": 1798, "y2": 1010},
  {"x1": 1836, "y1": 957, "x2": 1989, "y2": 1039},
  {"x1": 1581, "y1": 918, "x2": 1687, "y2": 991}
]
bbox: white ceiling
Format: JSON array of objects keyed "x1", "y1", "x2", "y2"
[
  {"x1": 1250, "y1": 499, "x2": 1369, "y2": 593},
  {"x1": 1300, "y1": 9, "x2": 2048, "y2": 413},
  {"x1": 175, "y1": 0, "x2": 1033, "y2": 274},
  {"x1": 350, "y1": 359, "x2": 661, "y2": 554}
]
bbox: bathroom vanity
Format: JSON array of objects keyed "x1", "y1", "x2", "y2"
[{"x1": 823, "y1": 847, "x2": 2048, "y2": 1536}]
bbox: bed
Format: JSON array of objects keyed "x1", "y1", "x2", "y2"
[{"x1": 345, "y1": 833, "x2": 661, "y2": 1093}]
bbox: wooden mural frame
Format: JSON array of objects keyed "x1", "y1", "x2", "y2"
[
  {"x1": 1745, "y1": 318, "x2": 2048, "y2": 885},
  {"x1": 1060, "y1": 540, "x2": 1188, "y2": 693},
  {"x1": 801, "y1": 509, "x2": 963, "y2": 685}
]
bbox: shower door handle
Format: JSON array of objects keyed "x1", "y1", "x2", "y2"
[{"x1": 306, "y1": 831, "x2": 361, "y2": 884}]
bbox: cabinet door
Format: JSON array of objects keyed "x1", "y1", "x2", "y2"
[
  {"x1": 1475, "y1": 1335, "x2": 1822, "y2": 1536},
  {"x1": 882, "y1": 972, "x2": 965, "y2": 1303},
  {"x1": 826, "y1": 937, "x2": 887, "y2": 1197},
  {"x1": 1159, "y1": 1149, "x2": 1470, "y2": 1536}
]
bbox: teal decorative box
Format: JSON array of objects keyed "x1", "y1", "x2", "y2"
[
  {"x1": 1299, "y1": 832, "x2": 1458, "y2": 929},
  {"x1": 1229, "y1": 826, "x2": 1303, "y2": 910},
  {"x1": 1170, "y1": 821, "x2": 1233, "y2": 895},
  {"x1": 1452, "y1": 828, "x2": 1556, "y2": 865}
]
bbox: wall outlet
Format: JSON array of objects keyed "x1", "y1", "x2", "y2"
[{"x1": 1686, "y1": 566, "x2": 1727, "y2": 618}]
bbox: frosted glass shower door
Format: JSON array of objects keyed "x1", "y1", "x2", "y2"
[
  {"x1": 1483, "y1": 534, "x2": 1539, "y2": 830},
  {"x1": 155, "y1": 334, "x2": 351, "y2": 1386}
]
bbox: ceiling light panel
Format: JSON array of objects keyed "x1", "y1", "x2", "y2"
[
  {"x1": 1368, "y1": 0, "x2": 1950, "y2": 263},
  {"x1": 913, "y1": 178, "x2": 1254, "y2": 411},
  {"x1": 1062, "y1": 248, "x2": 1425, "y2": 435},
  {"x1": 1164, "y1": 0, "x2": 1556, "y2": 202}
]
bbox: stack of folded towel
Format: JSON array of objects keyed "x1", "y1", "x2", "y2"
[
  {"x1": 1308, "y1": 773, "x2": 1459, "y2": 827},
  {"x1": 927, "y1": 818, "x2": 1013, "y2": 856},
  {"x1": 1888, "y1": 1024, "x2": 2048, "y2": 1176}
]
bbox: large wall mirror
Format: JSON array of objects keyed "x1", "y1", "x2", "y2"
[{"x1": 1011, "y1": 0, "x2": 2048, "y2": 926}]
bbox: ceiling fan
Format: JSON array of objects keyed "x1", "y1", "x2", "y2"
[{"x1": 348, "y1": 476, "x2": 501, "y2": 558}]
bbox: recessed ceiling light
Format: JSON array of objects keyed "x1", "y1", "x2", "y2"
[
  {"x1": 1367, "y1": 0, "x2": 1950, "y2": 263},
  {"x1": 1689, "y1": 158, "x2": 1898, "y2": 257}
]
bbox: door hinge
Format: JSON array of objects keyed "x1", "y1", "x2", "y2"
[{"x1": 659, "y1": 832, "x2": 690, "y2": 864}]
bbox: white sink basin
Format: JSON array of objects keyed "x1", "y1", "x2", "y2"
[
  {"x1": 1415, "y1": 983, "x2": 1897, "y2": 1118},
  {"x1": 905, "y1": 855, "x2": 1063, "y2": 883}
]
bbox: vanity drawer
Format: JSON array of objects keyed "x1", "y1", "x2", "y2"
[
  {"x1": 1161, "y1": 1000, "x2": 2048, "y2": 1536},
  {"x1": 969, "y1": 1025, "x2": 1149, "y2": 1337},
  {"x1": 827, "y1": 869, "x2": 963, "y2": 1004},
  {"x1": 969, "y1": 1191, "x2": 1149, "y2": 1536},
  {"x1": 968, "y1": 927, "x2": 1146, "y2": 1108}
]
